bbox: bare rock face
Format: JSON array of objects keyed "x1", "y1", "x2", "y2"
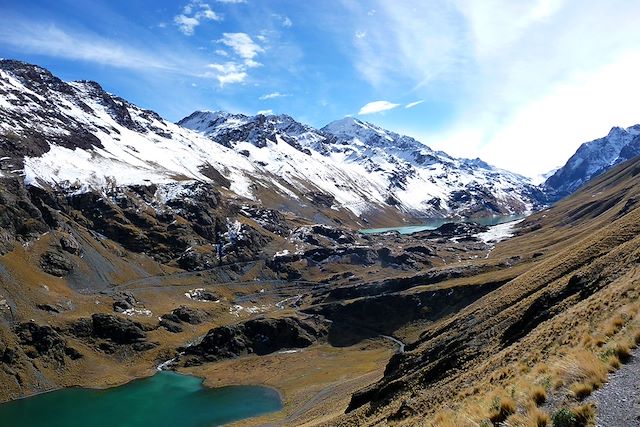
[
  {"x1": 182, "y1": 316, "x2": 328, "y2": 364},
  {"x1": 89, "y1": 314, "x2": 147, "y2": 344},
  {"x1": 69, "y1": 314, "x2": 152, "y2": 353},
  {"x1": 15, "y1": 322, "x2": 82, "y2": 365},
  {"x1": 40, "y1": 250, "x2": 74, "y2": 277}
]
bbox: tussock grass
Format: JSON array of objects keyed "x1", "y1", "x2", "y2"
[
  {"x1": 530, "y1": 386, "x2": 547, "y2": 406},
  {"x1": 569, "y1": 382, "x2": 593, "y2": 400},
  {"x1": 613, "y1": 342, "x2": 632, "y2": 361},
  {"x1": 555, "y1": 350, "x2": 608, "y2": 392},
  {"x1": 488, "y1": 396, "x2": 517, "y2": 424},
  {"x1": 572, "y1": 402, "x2": 596, "y2": 426}
]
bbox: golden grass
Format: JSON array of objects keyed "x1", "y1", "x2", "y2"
[
  {"x1": 421, "y1": 301, "x2": 640, "y2": 426},
  {"x1": 530, "y1": 386, "x2": 547, "y2": 406},
  {"x1": 572, "y1": 402, "x2": 596, "y2": 426},
  {"x1": 569, "y1": 382, "x2": 594, "y2": 400},
  {"x1": 488, "y1": 396, "x2": 517, "y2": 424},
  {"x1": 555, "y1": 350, "x2": 608, "y2": 391}
]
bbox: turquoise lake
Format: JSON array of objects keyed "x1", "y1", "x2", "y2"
[
  {"x1": 360, "y1": 214, "x2": 525, "y2": 235},
  {"x1": 0, "y1": 371, "x2": 282, "y2": 427}
]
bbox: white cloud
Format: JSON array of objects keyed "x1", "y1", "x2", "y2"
[
  {"x1": 206, "y1": 33, "x2": 264, "y2": 85},
  {"x1": 244, "y1": 59, "x2": 262, "y2": 68},
  {"x1": 174, "y1": 15, "x2": 200, "y2": 36},
  {"x1": 205, "y1": 62, "x2": 248, "y2": 86},
  {"x1": 430, "y1": 52, "x2": 640, "y2": 177},
  {"x1": 174, "y1": 1, "x2": 222, "y2": 36},
  {"x1": 216, "y1": 0, "x2": 247, "y2": 3},
  {"x1": 355, "y1": 31, "x2": 366, "y2": 39},
  {"x1": 257, "y1": 109, "x2": 273, "y2": 115},
  {"x1": 217, "y1": 71, "x2": 248, "y2": 86},
  {"x1": 358, "y1": 100, "x2": 400, "y2": 115},
  {"x1": 259, "y1": 92, "x2": 286, "y2": 100},
  {"x1": 405, "y1": 100, "x2": 424, "y2": 109},
  {"x1": 218, "y1": 32, "x2": 263, "y2": 60}
]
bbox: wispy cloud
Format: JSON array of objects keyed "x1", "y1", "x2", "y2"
[
  {"x1": 272, "y1": 14, "x2": 293, "y2": 28},
  {"x1": 0, "y1": 18, "x2": 256, "y2": 90},
  {"x1": 216, "y1": 0, "x2": 247, "y2": 3},
  {"x1": 358, "y1": 100, "x2": 400, "y2": 115},
  {"x1": 405, "y1": 100, "x2": 424, "y2": 109},
  {"x1": 174, "y1": 0, "x2": 222, "y2": 36},
  {"x1": 259, "y1": 91, "x2": 287, "y2": 100},
  {"x1": 257, "y1": 109, "x2": 273, "y2": 115},
  {"x1": 0, "y1": 21, "x2": 170, "y2": 71}
]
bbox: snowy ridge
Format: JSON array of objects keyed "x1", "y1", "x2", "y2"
[{"x1": 0, "y1": 60, "x2": 544, "y2": 220}]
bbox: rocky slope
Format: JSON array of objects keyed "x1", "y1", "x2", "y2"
[{"x1": 544, "y1": 124, "x2": 640, "y2": 199}]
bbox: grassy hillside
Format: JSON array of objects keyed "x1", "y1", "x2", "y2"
[{"x1": 332, "y1": 156, "x2": 640, "y2": 426}]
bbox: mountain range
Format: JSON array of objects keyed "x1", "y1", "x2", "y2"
[{"x1": 0, "y1": 60, "x2": 547, "y2": 226}]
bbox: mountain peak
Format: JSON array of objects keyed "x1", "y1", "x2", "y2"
[{"x1": 321, "y1": 116, "x2": 392, "y2": 141}]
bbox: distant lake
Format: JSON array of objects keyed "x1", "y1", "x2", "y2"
[
  {"x1": 360, "y1": 214, "x2": 526, "y2": 235},
  {"x1": 0, "y1": 371, "x2": 282, "y2": 427}
]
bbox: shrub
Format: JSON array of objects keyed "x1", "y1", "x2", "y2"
[
  {"x1": 552, "y1": 408, "x2": 576, "y2": 427},
  {"x1": 608, "y1": 355, "x2": 621, "y2": 370}
]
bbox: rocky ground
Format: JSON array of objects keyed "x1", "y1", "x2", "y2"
[{"x1": 592, "y1": 348, "x2": 640, "y2": 426}]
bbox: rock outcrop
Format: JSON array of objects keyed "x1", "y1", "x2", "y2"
[{"x1": 182, "y1": 316, "x2": 328, "y2": 364}]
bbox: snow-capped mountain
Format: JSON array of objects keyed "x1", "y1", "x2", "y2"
[
  {"x1": 0, "y1": 60, "x2": 544, "y2": 224},
  {"x1": 180, "y1": 111, "x2": 545, "y2": 218},
  {"x1": 545, "y1": 125, "x2": 640, "y2": 199}
]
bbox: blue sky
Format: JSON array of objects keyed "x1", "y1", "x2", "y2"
[{"x1": 1, "y1": 0, "x2": 640, "y2": 177}]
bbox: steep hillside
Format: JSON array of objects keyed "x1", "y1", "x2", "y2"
[
  {"x1": 545, "y1": 124, "x2": 640, "y2": 199},
  {"x1": 327, "y1": 155, "x2": 640, "y2": 426}
]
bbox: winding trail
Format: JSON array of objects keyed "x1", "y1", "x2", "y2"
[{"x1": 591, "y1": 349, "x2": 640, "y2": 426}]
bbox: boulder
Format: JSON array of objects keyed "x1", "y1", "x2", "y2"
[{"x1": 161, "y1": 306, "x2": 205, "y2": 325}]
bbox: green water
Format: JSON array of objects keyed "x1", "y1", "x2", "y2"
[
  {"x1": 0, "y1": 371, "x2": 282, "y2": 427},
  {"x1": 360, "y1": 214, "x2": 525, "y2": 235}
]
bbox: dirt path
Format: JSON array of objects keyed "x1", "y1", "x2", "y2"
[{"x1": 591, "y1": 349, "x2": 640, "y2": 426}]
